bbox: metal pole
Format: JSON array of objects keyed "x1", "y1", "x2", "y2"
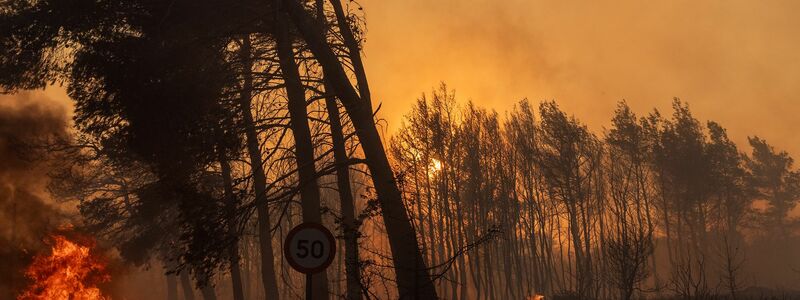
[{"x1": 306, "y1": 273, "x2": 312, "y2": 300}]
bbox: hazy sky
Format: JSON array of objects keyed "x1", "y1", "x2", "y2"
[
  {"x1": 33, "y1": 1, "x2": 800, "y2": 155},
  {"x1": 361, "y1": 0, "x2": 800, "y2": 156}
]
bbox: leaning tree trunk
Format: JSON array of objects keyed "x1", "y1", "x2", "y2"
[
  {"x1": 275, "y1": 11, "x2": 330, "y2": 299},
  {"x1": 314, "y1": 2, "x2": 363, "y2": 298},
  {"x1": 328, "y1": 0, "x2": 372, "y2": 112},
  {"x1": 238, "y1": 36, "x2": 281, "y2": 300},
  {"x1": 280, "y1": 1, "x2": 438, "y2": 298},
  {"x1": 325, "y1": 95, "x2": 363, "y2": 300}
]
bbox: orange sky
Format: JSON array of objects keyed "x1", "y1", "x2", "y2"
[
  {"x1": 33, "y1": 1, "x2": 800, "y2": 156},
  {"x1": 361, "y1": 0, "x2": 800, "y2": 156}
]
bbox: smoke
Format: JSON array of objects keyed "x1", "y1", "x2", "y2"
[
  {"x1": 363, "y1": 0, "x2": 800, "y2": 156},
  {"x1": 0, "y1": 90, "x2": 73, "y2": 298}
]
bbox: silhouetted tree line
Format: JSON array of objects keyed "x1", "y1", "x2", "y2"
[
  {"x1": 1, "y1": 1, "x2": 799, "y2": 299},
  {"x1": 389, "y1": 84, "x2": 800, "y2": 300}
]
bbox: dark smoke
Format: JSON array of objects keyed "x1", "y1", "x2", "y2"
[{"x1": 0, "y1": 91, "x2": 72, "y2": 299}]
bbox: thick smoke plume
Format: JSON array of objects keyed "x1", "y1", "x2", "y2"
[{"x1": 0, "y1": 91, "x2": 72, "y2": 298}]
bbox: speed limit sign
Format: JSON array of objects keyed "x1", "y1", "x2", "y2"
[{"x1": 284, "y1": 222, "x2": 336, "y2": 274}]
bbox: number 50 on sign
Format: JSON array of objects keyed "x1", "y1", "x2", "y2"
[{"x1": 284, "y1": 222, "x2": 336, "y2": 274}]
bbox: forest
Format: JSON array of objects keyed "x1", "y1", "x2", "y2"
[
  {"x1": 1, "y1": 0, "x2": 799, "y2": 300},
  {"x1": 387, "y1": 88, "x2": 800, "y2": 299}
]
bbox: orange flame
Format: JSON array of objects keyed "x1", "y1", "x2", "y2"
[{"x1": 17, "y1": 235, "x2": 110, "y2": 300}]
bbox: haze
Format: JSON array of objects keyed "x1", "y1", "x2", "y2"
[
  {"x1": 362, "y1": 0, "x2": 800, "y2": 154},
  {"x1": 5, "y1": 1, "x2": 800, "y2": 299}
]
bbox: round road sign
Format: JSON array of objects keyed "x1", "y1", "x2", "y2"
[{"x1": 283, "y1": 222, "x2": 336, "y2": 274}]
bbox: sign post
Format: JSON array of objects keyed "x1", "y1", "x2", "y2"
[{"x1": 284, "y1": 222, "x2": 336, "y2": 300}]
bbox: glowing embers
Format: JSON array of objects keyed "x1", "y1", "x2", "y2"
[{"x1": 18, "y1": 235, "x2": 110, "y2": 300}]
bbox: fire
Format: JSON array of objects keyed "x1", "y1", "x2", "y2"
[{"x1": 18, "y1": 235, "x2": 110, "y2": 300}]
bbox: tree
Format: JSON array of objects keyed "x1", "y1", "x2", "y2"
[
  {"x1": 274, "y1": 8, "x2": 332, "y2": 296},
  {"x1": 746, "y1": 136, "x2": 800, "y2": 239},
  {"x1": 535, "y1": 101, "x2": 602, "y2": 299},
  {"x1": 233, "y1": 36, "x2": 281, "y2": 299},
  {"x1": 603, "y1": 101, "x2": 655, "y2": 300},
  {"x1": 280, "y1": 1, "x2": 439, "y2": 297},
  {"x1": 1, "y1": 2, "x2": 271, "y2": 298},
  {"x1": 649, "y1": 100, "x2": 715, "y2": 298},
  {"x1": 506, "y1": 99, "x2": 555, "y2": 296}
]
